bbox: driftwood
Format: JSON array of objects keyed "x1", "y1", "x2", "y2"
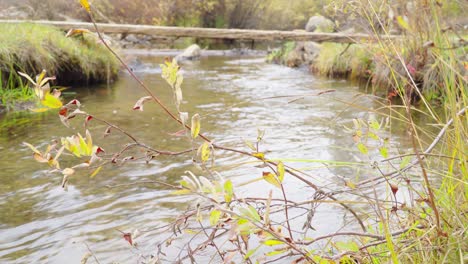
[{"x1": 1, "y1": 20, "x2": 399, "y2": 44}]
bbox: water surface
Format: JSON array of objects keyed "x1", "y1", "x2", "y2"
[{"x1": 0, "y1": 53, "x2": 416, "y2": 263}]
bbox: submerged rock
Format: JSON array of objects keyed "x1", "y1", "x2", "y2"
[
  {"x1": 305, "y1": 16, "x2": 335, "y2": 33},
  {"x1": 175, "y1": 44, "x2": 201, "y2": 62}
]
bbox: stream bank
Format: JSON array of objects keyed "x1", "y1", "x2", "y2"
[{"x1": 0, "y1": 23, "x2": 119, "y2": 111}]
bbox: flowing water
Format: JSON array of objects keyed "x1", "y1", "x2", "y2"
[{"x1": 0, "y1": 52, "x2": 418, "y2": 263}]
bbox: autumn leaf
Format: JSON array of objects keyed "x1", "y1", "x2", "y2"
[
  {"x1": 191, "y1": 113, "x2": 201, "y2": 139},
  {"x1": 262, "y1": 172, "x2": 281, "y2": 188},
  {"x1": 79, "y1": 0, "x2": 91, "y2": 12},
  {"x1": 277, "y1": 161, "x2": 285, "y2": 183}
]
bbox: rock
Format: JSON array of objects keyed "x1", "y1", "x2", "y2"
[
  {"x1": 175, "y1": 44, "x2": 201, "y2": 62},
  {"x1": 285, "y1": 49, "x2": 303, "y2": 68},
  {"x1": 305, "y1": 15, "x2": 335, "y2": 33},
  {"x1": 302, "y1": 41, "x2": 321, "y2": 64}
]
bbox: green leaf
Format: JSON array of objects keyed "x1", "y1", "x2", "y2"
[
  {"x1": 244, "y1": 139, "x2": 256, "y2": 151},
  {"x1": 263, "y1": 240, "x2": 284, "y2": 246},
  {"x1": 277, "y1": 162, "x2": 285, "y2": 183},
  {"x1": 171, "y1": 189, "x2": 192, "y2": 195},
  {"x1": 240, "y1": 205, "x2": 261, "y2": 222},
  {"x1": 262, "y1": 172, "x2": 281, "y2": 188},
  {"x1": 368, "y1": 132, "x2": 379, "y2": 140},
  {"x1": 191, "y1": 113, "x2": 201, "y2": 139},
  {"x1": 368, "y1": 119, "x2": 380, "y2": 130},
  {"x1": 224, "y1": 180, "x2": 233, "y2": 203},
  {"x1": 265, "y1": 249, "x2": 287, "y2": 256},
  {"x1": 41, "y1": 93, "x2": 62, "y2": 109},
  {"x1": 400, "y1": 155, "x2": 411, "y2": 169},
  {"x1": 379, "y1": 147, "x2": 389, "y2": 158},
  {"x1": 244, "y1": 245, "x2": 261, "y2": 260},
  {"x1": 335, "y1": 241, "x2": 359, "y2": 252},
  {"x1": 357, "y1": 143, "x2": 368, "y2": 155},
  {"x1": 209, "y1": 210, "x2": 221, "y2": 226}
]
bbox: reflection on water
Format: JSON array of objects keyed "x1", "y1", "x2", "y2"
[{"x1": 0, "y1": 54, "x2": 416, "y2": 263}]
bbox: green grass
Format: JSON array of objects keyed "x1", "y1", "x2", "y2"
[
  {"x1": 0, "y1": 70, "x2": 34, "y2": 111},
  {"x1": 0, "y1": 23, "x2": 120, "y2": 110}
]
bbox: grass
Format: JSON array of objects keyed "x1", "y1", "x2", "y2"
[
  {"x1": 0, "y1": 70, "x2": 34, "y2": 111},
  {"x1": 0, "y1": 23, "x2": 120, "y2": 110}
]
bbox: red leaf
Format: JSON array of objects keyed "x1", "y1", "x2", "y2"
[
  {"x1": 59, "y1": 107, "x2": 68, "y2": 116},
  {"x1": 85, "y1": 115, "x2": 93, "y2": 127},
  {"x1": 123, "y1": 233, "x2": 133, "y2": 246},
  {"x1": 68, "y1": 99, "x2": 81, "y2": 106},
  {"x1": 95, "y1": 147, "x2": 105, "y2": 155}
]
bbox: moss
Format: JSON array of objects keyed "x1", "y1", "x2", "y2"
[{"x1": 0, "y1": 23, "x2": 119, "y2": 87}]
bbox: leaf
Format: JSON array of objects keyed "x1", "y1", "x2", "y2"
[
  {"x1": 199, "y1": 176, "x2": 215, "y2": 193},
  {"x1": 252, "y1": 152, "x2": 265, "y2": 160},
  {"x1": 379, "y1": 147, "x2": 389, "y2": 158},
  {"x1": 345, "y1": 180, "x2": 356, "y2": 189},
  {"x1": 224, "y1": 180, "x2": 233, "y2": 203},
  {"x1": 179, "y1": 112, "x2": 188, "y2": 126},
  {"x1": 209, "y1": 210, "x2": 221, "y2": 226},
  {"x1": 244, "y1": 139, "x2": 256, "y2": 151},
  {"x1": 277, "y1": 162, "x2": 285, "y2": 183},
  {"x1": 23, "y1": 142, "x2": 41, "y2": 155},
  {"x1": 90, "y1": 166, "x2": 102, "y2": 178},
  {"x1": 244, "y1": 245, "x2": 261, "y2": 260},
  {"x1": 262, "y1": 172, "x2": 281, "y2": 188},
  {"x1": 240, "y1": 206, "x2": 261, "y2": 222},
  {"x1": 396, "y1": 16, "x2": 409, "y2": 30},
  {"x1": 263, "y1": 240, "x2": 284, "y2": 246},
  {"x1": 80, "y1": 0, "x2": 91, "y2": 12},
  {"x1": 33, "y1": 153, "x2": 49, "y2": 163},
  {"x1": 368, "y1": 119, "x2": 380, "y2": 130},
  {"x1": 335, "y1": 241, "x2": 359, "y2": 252},
  {"x1": 190, "y1": 114, "x2": 201, "y2": 139},
  {"x1": 66, "y1": 28, "x2": 91, "y2": 38},
  {"x1": 198, "y1": 142, "x2": 210, "y2": 163},
  {"x1": 133, "y1": 96, "x2": 152, "y2": 111},
  {"x1": 18, "y1": 71, "x2": 36, "y2": 85},
  {"x1": 41, "y1": 93, "x2": 62, "y2": 109},
  {"x1": 123, "y1": 233, "x2": 133, "y2": 246},
  {"x1": 357, "y1": 143, "x2": 368, "y2": 155},
  {"x1": 171, "y1": 189, "x2": 192, "y2": 195},
  {"x1": 400, "y1": 155, "x2": 411, "y2": 169}
]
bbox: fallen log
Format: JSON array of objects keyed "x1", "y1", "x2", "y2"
[{"x1": 1, "y1": 20, "x2": 399, "y2": 44}]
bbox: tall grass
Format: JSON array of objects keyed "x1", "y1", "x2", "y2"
[{"x1": 359, "y1": 1, "x2": 467, "y2": 262}]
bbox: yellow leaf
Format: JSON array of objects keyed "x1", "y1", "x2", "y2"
[
  {"x1": 199, "y1": 142, "x2": 210, "y2": 163},
  {"x1": 90, "y1": 166, "x2": 102, "y2": 178},
  {"x1": 252, "y1": 152, "x2": 265, "y2": 160},
  {"x1": 277, "y1": 161, "x2": 285, "y2": 183},
  {"x1": 23, "y1": 142, "x2": 41, "y2": 155},
  {"x1": 262, "y1": 172, "x2": 281, "y2": 188},
  {"x1": 80, "y1": 0, "x2": 91, "y2": 12},
  {"x1": 345, "y1": 181, "x2": 356, "y2": 189},
  {"x1": 191, "y1": 113, "x2": 201, "y2": 139},
  {"x1": 397, "y1": 16, "x2": 409, "y2": 30},
  {"x1": 41, "y1": 93, "x2": 62, "y2": 109}
]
